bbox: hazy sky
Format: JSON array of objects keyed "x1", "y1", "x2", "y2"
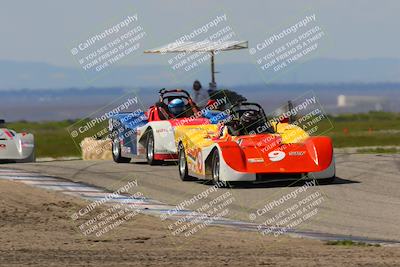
[{"x1": 1, "y1": 0, "x2": 399, "y2": 67}]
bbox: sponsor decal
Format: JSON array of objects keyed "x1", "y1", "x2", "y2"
[
  {"x1": 289, "y1": 151, "x2": 306, "y2": 156},
  {"x1": 156, "y1": 128, "x2": 170, "y2": 133},
  {"x1": 268, "y1": 151, "x2": 286, "y2": 162},
  {"x1": 21, "y1": 141, "x2": 34, "y2": 148},
  {"x1": 121, "y1": 146, "x2": 131, "y2": 154},
  {"x1": 3, "y1": 129, "x2": 13, "y2": 139},
  {"x1": 187, "y1": 147, "x2": 203, "y2": 173},
  {"x1": 248, "y1": 158, "x2": 264, "y2": 163},
  {"x1": 196, "y1": 149, "x2": 203, "y2": 174}
]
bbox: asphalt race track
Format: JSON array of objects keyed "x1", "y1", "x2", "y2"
[{"x1": 4, "y1": 153, "x2": 400, "y2": 243}]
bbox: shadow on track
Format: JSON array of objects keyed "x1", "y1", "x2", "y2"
[{"x1": 191, "y1": 176, "x2": 359, "y2": 189}]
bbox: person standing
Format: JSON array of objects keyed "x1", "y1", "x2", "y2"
[{"x1": 192, "y1": 80, "x2": 209, "y2": 109}]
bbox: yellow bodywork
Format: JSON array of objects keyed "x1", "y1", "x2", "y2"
[
  {"x1": 175, "y1": 122, "x2": 309, "y2": 149},
  {"x1": 274, "y1": 122, "x2": 309, "y2": 144},
  {"x1": 175, "y1": 124, "x2": 218, "y2": 152},
  {"x1": 174, "y1": 122, "x2": 310, "y2": 175}
]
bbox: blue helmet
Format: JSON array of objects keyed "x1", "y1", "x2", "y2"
[{"x1": 168, "y1": 98, "x2": 185, "y2": 116}]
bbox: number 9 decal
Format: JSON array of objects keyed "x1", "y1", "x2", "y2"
[{"x1": 268, "y1": 151, "x2": 286, "y2": 162}]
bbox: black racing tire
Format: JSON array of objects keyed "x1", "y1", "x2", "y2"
[
  {"x1": 112, "y1": 133, "x2": 131, "y2": 163},
  {"x1": 178, "y1": 144, "x2": 192, "y2": 181},
  {"x1": 146, "y1": 131, "x2": 161, "y2": 165},
  {"x1": 211, "y1": 149, "x2": 227, "y2": 187}
]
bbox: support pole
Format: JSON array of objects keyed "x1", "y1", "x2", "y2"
[
  {"x1": 211, "y1": 51, "x2": 215, "y2": 84},
  {"x1": 288, "y1": 100, "x2": 294, "y2": 123}
]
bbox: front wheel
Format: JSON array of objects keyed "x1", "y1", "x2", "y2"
[
  {"x1": 178, "y1": 144, "x2": 192, "y2": 181},
  {"x1": 146, "y1": 131, "x2": 160, "y2": 165},
  {"x1": 212, "y1": 149, "x2": 221, "y2": 183},
  {"x1": 211, "y1": 149, "x2": 230, "y2": 187},
  {"x1": 112, "y1": 134, "x2": 131, "y2": 163}
]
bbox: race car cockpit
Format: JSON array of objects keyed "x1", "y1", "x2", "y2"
[
  {"x1": 148, "y1": 89, "x2": 200, "y2": 121},
  {"x1": 224, "y1": 102, "x2": 274, "y2": 136}
]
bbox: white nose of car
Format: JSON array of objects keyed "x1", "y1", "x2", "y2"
[{"x1": 0, "y1": 128, "x2": 35, "y2": 162}]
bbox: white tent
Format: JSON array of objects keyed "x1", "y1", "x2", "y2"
[{"x1": 144, "y1": 41, "x2": 248, "y2": 83}]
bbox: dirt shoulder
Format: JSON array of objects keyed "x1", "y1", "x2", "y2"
[{"x1": 0, "y1": 179, "x2": 399, "y2": 267}]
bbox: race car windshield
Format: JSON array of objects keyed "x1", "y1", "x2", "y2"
[{"x1": 227, "y1": 104, "x2": 274, "y2": 135}]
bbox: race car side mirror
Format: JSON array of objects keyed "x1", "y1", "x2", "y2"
[
  {"x1": 274, "y1": 121, "x2": 280, "y2": 133},
  {"x1": 279, "y1": 117, "x2": 289, "y2": 123}
]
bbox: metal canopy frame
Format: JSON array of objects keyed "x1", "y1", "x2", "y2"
[{"x1": 144, "y1": 41, "x2": 248, "y2": 84}]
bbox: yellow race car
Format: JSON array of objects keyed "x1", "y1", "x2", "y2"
[{"x1": 175, "y1": 102, "x2": 335, "y2": 184}]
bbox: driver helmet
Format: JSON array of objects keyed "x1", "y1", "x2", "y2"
[
  {"x1": 168, "y1": 98, "x2": 185, "y2": 116},
  {"x1": 240, "y1": 110, "x2": 261, "y2": 129}
]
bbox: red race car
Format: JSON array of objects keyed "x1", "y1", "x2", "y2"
[
  {"x1": 109, "y1": 89, "x2": 226, "y2": 165},
  {"x1": 176, "y1": 102, "x2": 335, "y2": 184}
]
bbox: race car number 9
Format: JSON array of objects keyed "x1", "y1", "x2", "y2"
[{"x1": 268, "y1": 151, "x2": 285, "y2": 162}]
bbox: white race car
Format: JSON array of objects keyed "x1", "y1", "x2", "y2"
[
  {"x1": 0, "y1": 120, "x2": 35, "y2": 162},
  {"x1": 109, "y1": 89, "x2": 228, "y2": 165}
]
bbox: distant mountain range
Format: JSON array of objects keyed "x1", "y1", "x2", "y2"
[
  {"x1": 1, "y1": 83, "x2": 399, "y2": 121},
  {"x1": 0, "y1": 58, "x2": 400, "y2": 90}
]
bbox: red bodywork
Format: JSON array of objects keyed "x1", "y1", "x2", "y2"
[
  {"x1": 216, "y1": 134, "x2": 333, "y2": 174},
  {"x1": 146, "y1": 89, "x2": 201, "y2": 122}
]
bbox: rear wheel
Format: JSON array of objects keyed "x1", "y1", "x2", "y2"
[
  {"x1": 146, "y1": 131, "x2": 160, "y2": 165},
  {"x1": 112, "y1": 133, "x2": 131, "y2": 163},
  {"x1": 178, "y1": 144, "x2": 191, "y2": 181},
  {"x1": 311, "y1": 159, "x2": 336, "y2": 184}
]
